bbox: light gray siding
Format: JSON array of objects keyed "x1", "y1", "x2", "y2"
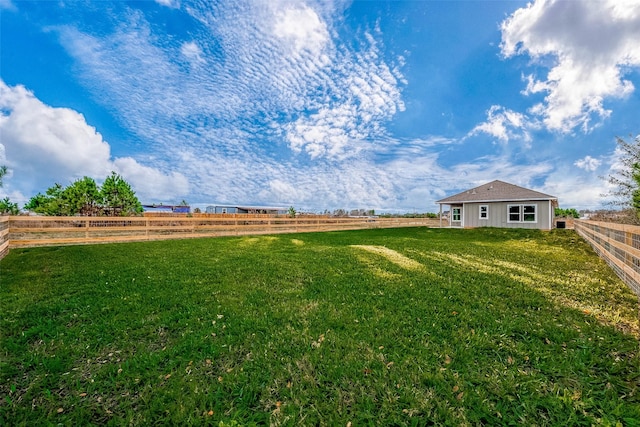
[{"x1": 462, "y1": 200, "x2": 553, "y2": 230}]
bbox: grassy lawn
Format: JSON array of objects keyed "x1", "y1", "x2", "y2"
[{"x1": 1, "y1": 227, "x2": 639, "y2": 426}]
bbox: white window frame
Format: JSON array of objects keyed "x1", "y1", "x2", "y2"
[
  {"x1": 523, "y1": 205, "x2": 537, "y2": 222},
  {"x1": 479, "y1": 205, "x2": 489, "y2": 220},
  {"x1": 507, "y1": 204, "x2": 537, "y2": 223},
  {"x1": 508, "y1": 205, "x2": 521, "y2": 222},
  {"x1": 452, "y1": 207, "x2": 461, "y2": 222}
]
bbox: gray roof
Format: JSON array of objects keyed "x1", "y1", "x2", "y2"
[{"x1": 436, "y1": 180, "x2": 557, "y2": 204}]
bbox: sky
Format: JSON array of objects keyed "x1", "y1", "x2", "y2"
[{"x1": 1, "y1": 0, "x2": 640, "y2": 213}]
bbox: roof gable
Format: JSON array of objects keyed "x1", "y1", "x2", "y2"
[{"x1": 436, "y1": 180, "x2": 557, "y2": 204}]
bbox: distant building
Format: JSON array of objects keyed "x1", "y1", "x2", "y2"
[
  {"x1": 436, "y1": 180, "x2": 558, "y2": 230},
  {"x1": 205, "y1": 205, "x2": 287, "y2": 215},
  {"x1": 142, "y1": 204, "x2": 191, "y2": 214}
]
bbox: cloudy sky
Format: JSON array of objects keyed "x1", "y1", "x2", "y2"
[{"x1": 1, "y1": 0, "x2": 639, "y2": 212}]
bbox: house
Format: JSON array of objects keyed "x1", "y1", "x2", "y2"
[
  {"x1": 142, "y1": 204, "x2": 190, "y2": 214},
  {"x1": 436, "y1": 180, "x2": 558, "y2": 230},
  {"x1": 205, "y1": 205, "x2": 288, "y2": 215}
]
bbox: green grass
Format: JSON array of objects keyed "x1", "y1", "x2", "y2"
[{"x1": 1, "y1": 227, "x2": 639, "y2": 426}]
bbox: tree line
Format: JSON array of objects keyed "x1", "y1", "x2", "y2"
[
  {"x1": 25, "y1": 173, "x2": 142, "y2": 216},
  {"x1": 554, "y1": 208, "x2": 580, "y2": 218},
  {"x1": 0, "y1": 172, "x2": 142, "y2": 216}
]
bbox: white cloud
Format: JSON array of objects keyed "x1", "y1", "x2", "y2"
[
  {"x1": 574, "y1": 155, "x2": 601, "y2": 172},
  {"x1": 543, "y1": 142, "x2": 640, "y2": 209},
  {"x1": 170, "y1": 145, "x2": 399, "y2": 211},
  {"x1": 13, "y1": 1, "x2": 615, "y2": 212},
  {"x1": 0, "y1": 0, "x2": 15, "y2": 11},
  {"x1": 449, "y1": 156, "x2": 553, "y2": 192},
  {"x1": 180, "y1": 41, "x2": 205, "y2": 65},
  {"x1": 0, "y1": 80, "x2": 112, "y2": 181},
  {"x1": 543, "y1": 171, "x2": 607, "y2": 209},
  {"x1": 113, "y1": 157, "x2": 190, "y2": 203},
  {"x1": 281, "y1": 26, "x2": 406, "y2": 160},
  {"x1": 75, "y1": 2, "x2": 400, "y2": 160},
  {"x1": 285, "y1": 105, "x2": 368, "y2": 160},
  {"x1": 501, "y1": 0, "x2": 640, "y2": 133},
  {"x1": 155, "y1": 0, "x2": 179, "y2": 9},
  {"x1": 469, "y1": 105, "x2": 532, "y2": 143},
  {"x1": 264, "y1": 179, "x2": 305, "y2": 203},
  {"x1": 273, "y1": 5, "x2": 329, "y2": 57},
  {"x1": 51, "y1": 0, "x2": 407, "y2": 206},
  {"x1": 429, "y1": 154, "x2": 606, "y2": 210},
  {"x1": 0, "y1": 76, "x2": 594, "y2": 211},
  {"x1": 54, "y1": 22, "x2": 196, "y2": 142},
  {"x1": 0, "y1": 80, "x2": 189, "y2": 204}
]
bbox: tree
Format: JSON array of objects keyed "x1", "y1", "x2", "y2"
[
  {"x1": 24, "y1": 173, "x2": 142, "y2": 216},
  {"x1": 0, "y1": 166, "x2": 19, "y2": 215},
  {"x1": 0, "y1": 197, "x2": 19, "y2": 215},
  {"x1": 101, "y1": 172, "x2": 143, "y2": 216},
  {"x1": 65, "y1": 177, "x2": 101, "y2": 216},
  {"x1": 0, "y1": 165, "x2": 7, "y2": 188},
  {"x1": 24, "y1": 183, "x2": 66, "y2": 215},
  {"x1": 288, "y1": 206, "x2": 297, "y2": 218},
  {"x1": 631, "y1": 162, "x2": 640, "y2": 216},
  {"x1": 603, "y1": 135, "x2": 640, "y2": 210},
  {"x1": 554, "y1": 208, "x2": 580, "y2": 218},
  {"x1": 23, "y1": 192, "x2": 48, "y2": 214}
]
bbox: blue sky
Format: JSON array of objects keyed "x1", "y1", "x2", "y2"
[{"x1": 1, "y1": 0, "x2": 640, "y2": 212}]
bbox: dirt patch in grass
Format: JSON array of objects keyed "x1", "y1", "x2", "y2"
[{"x1": 350, "y1": 245, "x2": 424, "y2": 271}]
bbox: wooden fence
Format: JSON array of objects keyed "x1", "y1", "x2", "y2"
[
  {"x1": 1, "y1": 215, "x2": 444, "y2": 258},
  {"x1": 0, "y1": 216, "x2": 9, "y2": 259},
  {"x1": 574, "y1": 219, "x2": 640, "y2": 296}
]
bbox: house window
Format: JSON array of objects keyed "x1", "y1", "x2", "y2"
[
  {"x1": 479, "y1": 205, "x2": 489, "y2": 220},
  {"x1": 508, "y1": 205, "x2": 521, "y2": 222},
  {"x1": 523, "y1": 205, "x2": 536, "y2": 222},
  {"x1": 508, "y1": 204, "x2": 537, "y2": 223},
  {"x1": 452, "y1": 208, "x2": 461, "y2": 222},
  {"x1": 221, "y1": 208, "x2": 227, "y2": 214}
]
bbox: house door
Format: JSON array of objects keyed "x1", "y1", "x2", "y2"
[{"x1": 451, "y1": 207, "x2": 462, "y2": 227}]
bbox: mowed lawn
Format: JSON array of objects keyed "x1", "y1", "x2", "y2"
[{"x1": 1, "y1": 228, "x2": 639, "y2": 426}]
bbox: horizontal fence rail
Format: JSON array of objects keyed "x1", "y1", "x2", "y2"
[
  {"x1": 574, "y1": 219, "x2": 640, "y2": 296},
  {"x1": 2, "y1": 215, "x2": 445, "y2": 257}
]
